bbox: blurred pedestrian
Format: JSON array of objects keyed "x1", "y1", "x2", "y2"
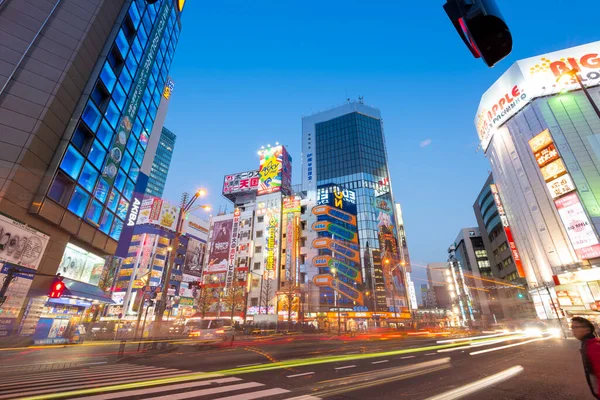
[{"x1": 572, "y1": 317, "x2": 600, "y2": 399}]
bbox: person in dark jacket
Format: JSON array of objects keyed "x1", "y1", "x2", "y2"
[{"x1": 572, "y1": 317, "x2": 600, "y2": 399}]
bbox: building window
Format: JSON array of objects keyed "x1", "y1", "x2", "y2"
[
  {"x1": 253, "y1": 262, "x2": 260, "y2": 270},
  {"x1": 256, "y1": 230, "x2": 263, "y2": 238},
  {"x1": 257, "y1": 216, "x2": 264, "y2": 223},
  {"x1": 255, "y1": 246, "x2": 262, "y2": 254},
  {"x1": 474, "y1": 250, "x2": 487, "y2": 259},
  {"x1": 250, "y1": 297, "x2": 258, "y2": 307}
]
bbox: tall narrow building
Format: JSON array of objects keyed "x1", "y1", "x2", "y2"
[
  {"x1": 302, "y1": 101, "x2": 409, "y2": 318},
  {"x1": 145, "y1": 126, "x2": 176, "y2": 197}
]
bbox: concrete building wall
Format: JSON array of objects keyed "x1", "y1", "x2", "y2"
[{"x1": 0, "y1": 0, "x2": 126, "y2": 285}]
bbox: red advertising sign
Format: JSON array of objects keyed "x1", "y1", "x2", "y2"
[{"x1": 490, "y1": 184, "x2": 526, "y2": 278}]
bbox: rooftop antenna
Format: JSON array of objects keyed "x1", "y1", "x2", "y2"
[{"x1": 358, "y1": 96, "x2": 364, "y2": 104}]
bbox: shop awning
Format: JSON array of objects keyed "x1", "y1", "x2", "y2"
[{"x1": 62, "y1": 279, "x2": 115, "y2": 304}]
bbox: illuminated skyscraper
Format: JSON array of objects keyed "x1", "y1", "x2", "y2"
[{"x1": 302, "y1": 101, "x2": 409, "y2": 316}]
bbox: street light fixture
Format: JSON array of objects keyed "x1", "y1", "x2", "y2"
[
  {"x1": 153, "y1": 188, "x2": 208, "y2": 338},
  {"x1": 557, "y1": 69, "x2": 600, "y2": 119}
]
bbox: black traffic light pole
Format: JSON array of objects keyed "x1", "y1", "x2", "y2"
[{"x1": 0, "y1": 266, "x2": 60, "y2": 306}]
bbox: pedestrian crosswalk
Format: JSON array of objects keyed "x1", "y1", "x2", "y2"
[{"x1": 0, "y1": 362, "x2": 318, "y2": 400}]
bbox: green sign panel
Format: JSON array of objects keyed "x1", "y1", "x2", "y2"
[{"x1": 102, "y1": 1, "x2": 171, "y2": 184}]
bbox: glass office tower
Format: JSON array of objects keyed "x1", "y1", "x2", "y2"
[
  {"x1": 302, "y1": 102, "x2": 408, "y2": 312},
  {"x1": 146, "y1": 126, "x2": 177, "y2": 197}
]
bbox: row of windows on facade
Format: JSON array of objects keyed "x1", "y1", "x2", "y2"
[{"x1": 48, "y1": 0, "x2": 180, "y2": 241}]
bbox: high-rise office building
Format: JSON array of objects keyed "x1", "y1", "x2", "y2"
[
  {"x1": 302, "y1": 101, "x2": 409, "y2": 317},
  {"x1": 473, "y1": 174, "x2": 536, "y2": 319},
  {"x1": 476, "y1": 41, "x2": 600, "y2": 322},
  {"x1": 146, "y1": 126, "x2": 176, "y2": 197},
  {"x1": 0, "y1": 0, "x2": 186, "y2": 338}
]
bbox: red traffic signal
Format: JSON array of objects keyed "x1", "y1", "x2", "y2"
[
  {"x1": 49, "y1": 277, "x2": 65, "y2": 299},
  {"x1": 444, "y1": 0, "x2": 512, "y2": 67}
]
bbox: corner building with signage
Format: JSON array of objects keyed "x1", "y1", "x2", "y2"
[
  {"x1": 302, "y1": 102, "x2": 410, "y2": 321},
  {"x1": 476, "y1": 41, "x2": 600, "y2": 323},
  {"x1": 0, "y1": 1, "x2": 185, "y2": 338}
]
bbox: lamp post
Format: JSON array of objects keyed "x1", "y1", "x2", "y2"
[
  {"x1": 557, "y1": 69, "x2": 600, "y2": 119},
  {"x1": 152, "y1": 188, "x2": 208, "y2": 338},
  {"x1": 331, "y1": 267, "x2": 341, "y2": 335}
]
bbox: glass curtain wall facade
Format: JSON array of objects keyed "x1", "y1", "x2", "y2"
[
  {"x1": 310, "y1": 106, "x2": 402, "y2": 310},
  {"x1": 146, "y1": 126, "x2": 176, "y2": 197},
  {"x1": 42, "y1": 0, "x2": 181, "y2": 243}
]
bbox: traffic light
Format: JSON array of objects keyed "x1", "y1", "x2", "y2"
[
  {"x1": 444, "y1": 0, "x2": 512, "y2": 67},
  {"x1": 49, "y1": 277, "x2": 65, "y2": 299}
]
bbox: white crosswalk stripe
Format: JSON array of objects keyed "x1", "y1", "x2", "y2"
[{"x1": 0, "y1": 362, "x2": 320, "y2": 400}]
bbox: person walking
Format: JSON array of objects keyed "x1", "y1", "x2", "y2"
[{"x1": 572, "y1": 317, "x2": 600, "y2": 399}]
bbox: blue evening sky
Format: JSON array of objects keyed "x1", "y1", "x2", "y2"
[{"x1": 162, "y1": 0, "x2": 599, "y2": 288}]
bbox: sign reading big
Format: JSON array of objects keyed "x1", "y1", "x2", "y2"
[{"x1": 258, "y1": 146, "x2": 292, "y2": 196}]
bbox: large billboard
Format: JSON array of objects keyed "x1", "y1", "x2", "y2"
[
  {"x1": 0, "y1": 214, "x2": 50, "y2": 271},
  {"x1": 222, "y1": 170, "x2": 260, "y2": 196},
  {"x1": 206, "y1": 219, "x2": 233, "y2": 273},
  {"x1": 476, "y1": 41, "x2": 600, "y2": 152},
  {"x1": 317, "y1": 185, "x2": 357, "y2": 215},
  {"x1": 258, "y1": 145, "x2": 292, "y2": 196},
  {"x1": 135, "y1": 195, "x2": 178, "y2": 231}
]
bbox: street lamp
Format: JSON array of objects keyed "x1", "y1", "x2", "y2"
[
  {"x1": 331, "y1": 267, "x2": 341, "y2": 335},
  {"x1": 153, "y1": 188, "x2": 208, "y2": 337},
  {"x1": 557, "y1": 69, "x2": 600, "y2": 119}
]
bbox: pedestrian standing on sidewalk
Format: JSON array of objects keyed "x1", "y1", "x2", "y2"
[{"x1": 572, "y1": 317, "x2": 600, "y2": 399}]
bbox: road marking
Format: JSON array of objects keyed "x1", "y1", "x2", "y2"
[
  {"x1": 425, "y1": 353, "x2": 437, "y2": 356},
  {"x1": 68, "y1": 378, "x2": 242, "y2": 400},
  {"x1": 284, "y1": 396, "x2": 322, "y2": 400},
  {"x1": 213, "y1": 388, "x2": 289, "y2": 399},
  {"x1": 436, "y1": 332, "x2": 515, "y2": 344},
  {"x1": 470, "y1": 337, "x2": 552, "y2": 356},
  {"x1": 371, "y1": 360, "x2": 389, "y2": 364},
  {"x1": 287, "y1": 372, "x2": 315, "y2": 378},
  {"x1": 236, "y1": 363, "x2": 262, "y2": 367},
  {"x1": 334, "y1": 365, "x2": 357, "y2": 370},
  {"x1": 345, "y1": 351, "x2": 360, "y2": 354},
  {"x1": 149, "y1": 382, "x2": 264, "y2": 399},
  {"x1": 425, "y1": 366, "x2": 524, "y2": 399},
  {"x1": 400, "y1": 356, "x2": 415, "y2": 359}
]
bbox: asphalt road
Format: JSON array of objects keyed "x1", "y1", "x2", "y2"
[{"x1": 0, "y1": 333, "x2": 594, "y2": 399}]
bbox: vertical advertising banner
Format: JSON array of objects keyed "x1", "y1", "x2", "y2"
[
  {"x1": 183, "y1": 238, "x2": 206, "y2": 277},
  {"x1": 265, "y1": 212, "x2": 280, "y2": 272},
  {"x1": 101, "y1": 1, "x2": 171, "y2": 185},
  {"x1": 490, "y1": 184, "x2": 526, "y2": 277},
  {"x1": 206, "y1": 219, "x2": 233, "y2": 273},
  {"x1": 226, "y1": 210, "x2": 241, "y2": 288},
  {"x1": 555, "y1": 193, "x2": 600, "y2": 260},
  {"x1": 529, "y1": 129, "x2": 599, "y2": 260}
]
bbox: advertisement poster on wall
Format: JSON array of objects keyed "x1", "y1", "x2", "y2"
[
  {"x1": 136, "y1": 196, "x2": 163, "y2": 225},
  {"x1": 0, "y1": 214, "x2": 50, "y2": 271},
  {"x1": 555, "y1": 193, "x2": 600, "y2": 260},
  {"x1": 58, "y1": 243, "x2": 106, "y2": 286},
  {"x1": 265, "y1": 213, "x2": 279, "y2": 271},
  {"x1": 184, "y1": 238, "x2": 206, "y2": 277},
  {"x1": 206, "y1": 219, "x2": 233, "y2": 273},
  {"x1": 0, "y1": 263, "x2": 34, "y2": 336}
]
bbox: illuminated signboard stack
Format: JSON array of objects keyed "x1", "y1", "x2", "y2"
[
  {"x1": 529, "y1": 129, "x2": 600, "y2": 260},
  {"x1": 312, "y1": 185, "x2": 363, "y2": 305}
]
